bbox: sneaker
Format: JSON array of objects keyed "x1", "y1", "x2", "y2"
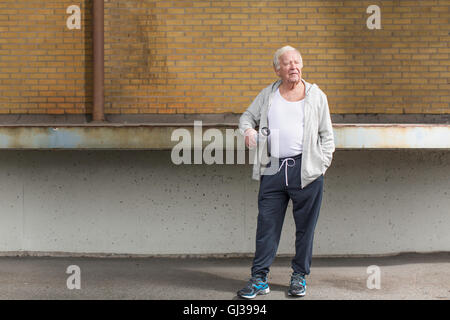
[
  {"x1": 288, "y1": 272, "x2": 306, "y2": 297},
  {"x1": 237, "y1": 275, "x2": 270, "y2": 299}
]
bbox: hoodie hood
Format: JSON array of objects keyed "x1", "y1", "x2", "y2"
[{"x1": 271, "y1": 78, "x2": 316, "y2": 96}]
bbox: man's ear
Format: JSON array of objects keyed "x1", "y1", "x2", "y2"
[{"x1": 274, "y1": 66, "x2": 280, "y2": 77}]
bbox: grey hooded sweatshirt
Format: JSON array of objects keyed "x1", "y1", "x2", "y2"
[{"x1": 239, "y1": 78, "x2": 335, "y2": 188}]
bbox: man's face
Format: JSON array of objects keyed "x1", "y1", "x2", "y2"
[{"x1": 275, "y1": 50, "x2": 302, "y2": 84}]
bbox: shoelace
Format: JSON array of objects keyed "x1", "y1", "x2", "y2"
[
  {"x1": 248, "y1": 276, "x2": 266, "y2": 288},
  {"x1": 290, "y1": 274, "x2": 306, "y2": 286},
  {"x1": 278, "y1": 158, "x2": 296, "y2": 186}
]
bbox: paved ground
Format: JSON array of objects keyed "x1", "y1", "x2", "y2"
[{"x1": 0, "y1": 252, "x2": 448, "y2": 300}]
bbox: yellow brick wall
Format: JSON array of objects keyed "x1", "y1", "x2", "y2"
[
  {"x1": 0, "y1": 0, "x2": 89, "y2": 114},
  {"x1": 0, "y1": 0, "x2": 448, "y2": 115}
]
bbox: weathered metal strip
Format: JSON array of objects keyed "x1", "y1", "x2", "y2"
[{"x1": 0, "y1": 124, "x2": 448, "y2": 150}]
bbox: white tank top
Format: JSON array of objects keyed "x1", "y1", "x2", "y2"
[{"x1": 268, "y1": 88, "x2": 305, "y2": 158}]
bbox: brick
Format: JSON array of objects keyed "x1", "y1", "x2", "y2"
[{"x1": 0, "y1": 0, "x2": 447, "y2": 115}]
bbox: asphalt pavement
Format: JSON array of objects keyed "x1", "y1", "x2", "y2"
[{"x1": 0, "y1": 252, "x2": 448, "y2": 300}]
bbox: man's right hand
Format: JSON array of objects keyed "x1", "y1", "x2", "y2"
[{"x1": 244, "y1": 128, "x2": 258, "y2": 149}]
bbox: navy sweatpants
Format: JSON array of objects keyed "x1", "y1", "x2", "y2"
[{"x1": 251, "y1": 153, "x2": 323, "y2": 277}]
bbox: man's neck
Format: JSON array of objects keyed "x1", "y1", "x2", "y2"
[{"x1": 279, "y1": 79, "x2": 304, "y2": 94}]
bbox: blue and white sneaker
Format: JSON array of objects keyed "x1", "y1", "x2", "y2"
[
  {"x1": 288, "y1": 272, "x2": 306, "y2": 297},
  {"x1": 237, "y1": 275, "x2": 270, "y2": 299}
]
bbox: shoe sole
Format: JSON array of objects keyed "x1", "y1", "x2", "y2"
[
  {"x1": 239, "y1": 287, "x2": 270, "y2": 299},
  {"x1": 288, "y1": 291, "x2": 306, "y2": 297},
  {"x1": 288, "y1": 285, "x2": 306, "y2": 297}
]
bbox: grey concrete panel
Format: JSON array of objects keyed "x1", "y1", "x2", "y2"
[
  {"x1": 0, "y1": 150, "x2": 448, "y2": 256},
  {"x1": 0, "y1": 151, "x2": 24, "y2": 251}
]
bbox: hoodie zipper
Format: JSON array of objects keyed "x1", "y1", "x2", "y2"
[{"x1": 266, "y1": 80, "x2": 281, "y2": 131}]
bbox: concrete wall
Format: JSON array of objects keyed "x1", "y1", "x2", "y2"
[{"x1": 0, "y1": 150, "x2": 449, "y2": 256}]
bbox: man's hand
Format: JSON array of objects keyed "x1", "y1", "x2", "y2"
[{"x1": 244, "y1": 128, "x2": 258, "y2": 149}]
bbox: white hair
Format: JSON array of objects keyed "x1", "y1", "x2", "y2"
[{"x1": 273, "y1": 45, "x2": 303, "y2": 70}]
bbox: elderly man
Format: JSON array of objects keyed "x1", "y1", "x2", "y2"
[{"x1": 237, "y1": 45, "x2": 335, "y2": 299}]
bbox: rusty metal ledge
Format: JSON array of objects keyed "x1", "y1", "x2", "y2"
[{"x1": 0, "y1": 124, "x2": 448, "y2": 150}]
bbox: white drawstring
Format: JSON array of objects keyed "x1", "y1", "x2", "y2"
[{"x1": 277, "y1": 158, "x2": 296, "y2": 186}]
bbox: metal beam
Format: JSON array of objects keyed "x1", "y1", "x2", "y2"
[
  {"x1": 92, "y1": 0, "x2": 105, "y2": 122},
  {"x1": 0, "y1": 124, "x2": 448, "y2": 150}
]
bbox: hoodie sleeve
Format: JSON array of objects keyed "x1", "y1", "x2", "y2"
[
  {"x1": 238, "y1": 89, "x2": 264, "y2": 136},
  {"x1": 318, "y1": 92, "x2": 335, "y2": 169}
]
